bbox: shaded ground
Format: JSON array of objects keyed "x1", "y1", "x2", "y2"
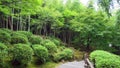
[
  {"x1": 27, "y1": 62, "x2": 59, "y2": 68},
  {"x1": 57, "y1": 60, "x2": 85, "y2": 68}
]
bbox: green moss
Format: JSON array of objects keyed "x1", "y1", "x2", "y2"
[
  {"x1": 27, "y1": 62, "x2": 60, "y2": 68},
  {"x1": 71, "y1": 48, "x2": 85, "y2": 61},
  {"x1": 40, "y1": 62, "x2": 59, "y2": 68}
]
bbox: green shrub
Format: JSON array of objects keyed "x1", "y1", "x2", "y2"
[
  {"x1": 32, "y1": 45, "x2": 48, "y2": 63},
  {"x1": 90, "y1": 50, "x2": 111, "y2": 61},
  {"x1": 96, "y1": 59, "x2": 120, "y2": 68},
  {"x1": 54, "y1": 48, "x2": 74, "y2": 62},
  {"x1": 0, "y1": 43, "x2": 8, "y2": 67},
  {"x1": 57, "y1": 46, "x2": 66, "y2": 51},
  {"x1": 48, "y1": 37, "x2": 61, "y2": 46},
  {"x1": 90, "y1": 50, "x2": 120, "y2": 68},
  {"x1": 16, "y1": 31, "x2": 33, "y2": 39},
  {"x1": 0, "y1": 30, "x2": 11, "y2": 44},
  {"x1": 42, "y1": 39, "x2": 57, "y2": 55},
  {"x1": 63, "y1": 48, "x2": 74, "y2": 59},
  {"x1": 41, "y1": 39, "x2": 51, "y2": 44},
  {"x1": 51, "y1": 39, "x2": 60, "y2": 46},
  {"x1": 0, "y1": 28, "x2": 13, "y2": 34},
  {"x1": 11, "y1": 32, "x2": 29, "y2": 44},
  {"x1": 11, "y1": 44, "x2": 33, "y2": 65},
  {"x1": 0, "y1": 43, "x2": 8, "y2": 60},
  {"x1": 29, "y1": 35, "x2": 42, "y2": 44}
]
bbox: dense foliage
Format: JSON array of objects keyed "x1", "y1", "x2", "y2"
[
  {"x1": 0, "y1": 30, "x2": 11, "y2": 44},
  {"x1": 29, "y1": 35, "x2": 42, "y2": 44},
  {"x1": 32, "y1": 44, "x2": 48, "y2": 63},
  {"x1": 11, "y1": 44, "x2": 33, "y2": 65},
  {"x1": 0, "y1": 0, "x2": 120, "y2": 52},
  {"x1": 90, "y1": 50, "x2": 120, "y2": 68},
  {"x1": 42, "y1": 39, "x2": 57, "y2": 55},
  {"x1": 54, "y1": 48, "x2": 74, "y2": 62},
  {"x1": 16, "y1": 31, "x2": 33, "y2": 39},
  {"x1": 11, "y1": 32, "x2": 29, "y2": 44},
  {"x1": 0, "y1": 0, "x2": 120, "y2": 67},
  {"x1": 0, "y1": 43, "x2": 8, "y2": 67},
  {"x1": 0, "y1": 29, "x2": 74, "y2": 67}
]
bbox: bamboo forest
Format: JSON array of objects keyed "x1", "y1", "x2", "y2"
[{"x1": 0, "y1": 0, "x2": 120, "y2": 68}]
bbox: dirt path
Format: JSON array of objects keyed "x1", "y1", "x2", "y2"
[{"x1": 57, "y1": 60, "x2": 85, "y2": 68}]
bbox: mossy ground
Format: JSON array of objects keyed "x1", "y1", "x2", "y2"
[
  {"x1": 27, "y1": 62, "x2": 60, "y2": 68},
  {"x1": 70, "y1": 47, "x2": 85, "y2": 61}
]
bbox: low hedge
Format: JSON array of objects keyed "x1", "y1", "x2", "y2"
[
  {"x1": 90, "y1": 50, "x2": 120, "y2": 68},
  {"x1": 96, "y1": 59, "x2": 120, "y2": 68}
]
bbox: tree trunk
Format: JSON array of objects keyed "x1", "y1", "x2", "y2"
[
  {"x1": 20, "y1": 15, "x2": 22, "y2": 30},
  {"x1": 11, "y1": 8, "x2": 14, "y2": 30},
  {"x1": 6, "y1": 16, "x2": 8, "y2": 29},
  {"x1": 2, "y1": 16, "x2": 5, "y2": 28},
  {"x1": 28, "y1": 15, "x2": 30, "y2": 31},
  {"x1": 16, "y1": 14, "x2": 19, "y2": 31},
  {"x1": 86, "y1": 36, "x2": 91, "y2": 51},
  {"x1": 68, "y1": 31, "x2": 71, "y2": 45}
]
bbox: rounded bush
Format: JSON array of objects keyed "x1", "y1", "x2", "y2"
[
  {"x1": 32, "y1": 45, "x2": 48, "y2": 63},
  {"x1": 53, "y1": 39, "x2": 60, "y2": 46},
  {"x1": 0, "y1": 43, "x2": 8, "y2": 60},
  {"x1": 0, "y1": 30, "x2": 11, "y2": 44},
  {"x1": 96, "y1": 59, "x2": 120, "y2": 68},
  {"x1": 0, "y1": 43, "x2": 8, "y2": 67},
  {"x1": 11, "y1": 44, "x2": 33, "y2": 65},
  {"x1": 11, "y1": 32, "x2": 29, "y2": 44},
  {"x1": 54, "y1": 48, "x2": 74, "y2": 62},
  {"x1": 41, "y1": 39, "x2": 51, "y2": 44},
  {"x1": 48, "y1": 37, "x2": 61, "y2": 46},
  {"x1": 29, "y1": 35, "x2": 42, "y2": 44},
  {"x1": 63, "y1": 48, "x2": 74, "y2": 59},
  {"x1": 90, "y1": 50, "x2": 120, "y2": 68},
  {"x1": 42, "y1": 39, "x2": 57, "y2": 55},
  {"x1": 90, "y1": 50, "x2": 111, "y2": 61},
  {"x1": 0, "y1": 28, "x2": 13, "y2": 34},
  {"x1": 16, "y1": 31, "x2": 33, "y2": 39}
]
